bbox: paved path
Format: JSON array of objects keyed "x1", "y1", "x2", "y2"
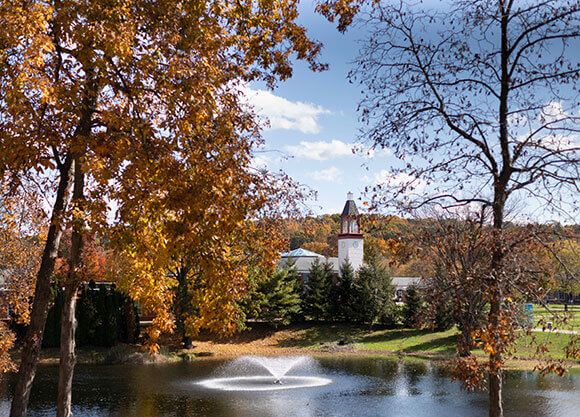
[{"x1": 531, "y1": 328, "x2": 580, "y2": 335}]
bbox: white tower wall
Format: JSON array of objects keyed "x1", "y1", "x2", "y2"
[{"x1": 338, "y1": 237, "x2": 364, "y2": 272}]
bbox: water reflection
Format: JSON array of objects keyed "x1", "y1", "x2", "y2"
[{"x1": 0, "y1": 356, "x2": 579, "y2": 417}]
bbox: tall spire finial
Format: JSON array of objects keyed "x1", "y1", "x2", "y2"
[{"x1": 347, "y1": 191, "x2": 353, "y2": 200}]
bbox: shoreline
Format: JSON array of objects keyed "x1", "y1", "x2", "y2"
[
  {"x1": 9, "y1": 322, "x2": 579, "y2": 372},
  {"x1": 15, "y1": 344, "x2": 579, "y2": 373}
]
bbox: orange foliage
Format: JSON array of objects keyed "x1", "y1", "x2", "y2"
[
  {"x1": 0, "y1": 186, "x2": 46, "y2": 372},
  {"x1": 55, "y1": 234, "x2": 113, "y2": 284},
  {"x1": 0, "y1": 0, "x2": 325, "y2": 356},
  {"x1": 302, "y1": 241, "x2": 334, "y2": 258}
]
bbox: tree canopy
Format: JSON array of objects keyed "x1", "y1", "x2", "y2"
[{"x1": 1, "y1": 1, "x2": 326, "y2": 416}]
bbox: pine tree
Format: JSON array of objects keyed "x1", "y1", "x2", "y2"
[
  {"x1": 403, "y1": 284, "x2": 424, "y2": 328},
  {"x1": 42, "y1": 285, "x2": 63, "y2": 348},
  {"x1": 257, "y1": 267, "x2": 302, "y2": 326},
  {"x1": 74, "y1": 286, "x2": 91, "y2": 347},
  {"x1": 302, "y1": 259, "x2": 333, "y2": 321},
  {"x1": 330, "y1": 261, "x2": 357, "y2": 321},
  {"x1": 354, "y1": 256, "x2": 395, "y2": 326}
]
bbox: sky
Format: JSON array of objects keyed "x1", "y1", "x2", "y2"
[
  {"x1": 244, "y1": 3, "x2": 382, "y2": 215},
  {"x1": 242, "y1": 1, "x2": 580, "y2": 223}
]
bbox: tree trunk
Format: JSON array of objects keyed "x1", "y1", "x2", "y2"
[
  {"x1": 56, "y1": 282, "x2": 80, "y2": 417},
  {"x1": 57, "y1": 155, "x2": 85, "y2": 417},
  {"x1": 174, "y1": 262, "x2": 193, "y2": 348},
  {"x1": 489, "y1": 360, "x2": 503, "y2": 417},
  {"x1": 487, "y1": 2, "x2": 511, "y2": 415},
  {"x1": 10, "y1": 155, "x2": 75, "y2": 417},
  {"x1": 488, "y1": 294, "x2": 504, "y2": 417},
  {"x1": 458, "y1": 327, "x2": 472, "y2": 357}
]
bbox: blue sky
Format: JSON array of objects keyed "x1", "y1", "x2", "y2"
[
  {"x1": 243, "y1": 1, "x2": 580, "y2": 223},
  {"x1": 245, "y1": 3, "x2": 381, "y2": 215}
]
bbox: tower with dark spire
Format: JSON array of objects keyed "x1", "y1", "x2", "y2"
[{"x1": 338, "y1": 192, "x2": 363, "y2": 272}]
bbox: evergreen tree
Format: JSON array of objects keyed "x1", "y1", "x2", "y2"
[
  {"x1": 330, "y1": 261, "x2": 357, "y2": 321},
  {"x1": 257, "y1": 267, "x2": 302, "y2": 326},
  {"x1": 302, "y1": 258, "x2": 333, "y2": 321},
  {"x1": 42, "y1": 285, "x2": 63, "y2": 348},
  {"x1": 433, "y1": 295, "x2": 455, "y2": 332},
  {"x1": 354, "y1": 256, "x2": 395, "y2": 326},
  {"x1": 94, "y1": 286, "x2": 118, "y2": 347},
  {"x1": 237, "y1": 267, "x2": 265, "y2": 323},
  {"x1": 75, "y1": 286, "x2": 91, "y2": 346},
  {"x1": 403, "y1": 284, "x2": 424, "y2": 328},
  {"x1": 42, "y1": 281, "x2": 139, "y2": 347}
]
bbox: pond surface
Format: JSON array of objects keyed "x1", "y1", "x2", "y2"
[{"x1": 1, "y1": 356, "x2": 579, "y2": 417}]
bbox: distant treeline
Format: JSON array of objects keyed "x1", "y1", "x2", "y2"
[{"x1": 282, "y1": 214, "x2": 580, "y2": 277}]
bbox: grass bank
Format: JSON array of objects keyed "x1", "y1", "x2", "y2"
[
  {"x1": 23, "y1": 322, "x2": 579, "y2": 371},
  {"x1": 185, "y1": 322, "x2": 580, "y2": 370}
]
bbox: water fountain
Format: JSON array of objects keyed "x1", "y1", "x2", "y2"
[{"x1": 197, "y1": 355, "x2": 332, "y2": 391}]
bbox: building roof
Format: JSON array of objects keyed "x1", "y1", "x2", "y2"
[
  {"x1": 391, "y1": 277, "x2": 424, "y2": 288},
  {"x1": 280, "y1": 248, "x2": 325, "y2": 258},
  {"x1": 278, "y1": 255, "x2": 339, "y2": 273},
  {"x1": 341, "y1": 199, "x2": 359, "y2": 216}
]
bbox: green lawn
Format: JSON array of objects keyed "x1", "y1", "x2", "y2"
[
  {"x1": 274, "y1": 323, "x2": 578, "y2": 362},
  {"x1": 276, "y1": 324, "x2": 457, "y2": 354},
  {"x1": 513, "y1": 331, "x2": 579, "y2": 361},
  {"x1": 356, "y1": 328, "x2": 458, "y2": 354},
  {"x1": 532, "y1": 304, "x2": 580, "y2": 330}
]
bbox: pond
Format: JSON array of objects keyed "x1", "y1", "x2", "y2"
[{"x1": 1, "y1": 356, "x2": 579, "y2": 417}]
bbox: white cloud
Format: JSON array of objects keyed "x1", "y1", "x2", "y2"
[
  {"x1": 241, "y1": 86, "x2": 330, "y2": 134},
  {"x1": 286, "y1": 139, "x2": 392, "y2": 161},
  {"x1": 539, "y1": 101, "x2": 568, "y2": 124},
  {"x1": 310, "y1": 166, "x2": 342, "y2": 183},
  {"x1": 286, "y1": 140, "x2": 354, "y2": 160},
  {"x1": 374, "y1": 171, "x2": 427, "y2": 190},
  {"x1": 507, "y1": 112, "x2": 528, "y2": 127}
]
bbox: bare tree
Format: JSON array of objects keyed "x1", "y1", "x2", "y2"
[
  {"x1": 318, "y1": 1, "x2": 580, "y2": 416},
  {"x1": 419, "y1": 211, "x2": 490, "y2": 357}
]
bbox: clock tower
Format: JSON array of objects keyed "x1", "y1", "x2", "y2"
[{"x1": 338, "y1": 192, "x2": 364, "y2": 273}]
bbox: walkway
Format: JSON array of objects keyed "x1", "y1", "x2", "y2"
[{"x1": 531, "y1": 328, "x2": 579, "y2": 335}]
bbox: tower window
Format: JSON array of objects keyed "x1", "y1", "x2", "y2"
[{"x1": 350, "y1": 220, "x2": 358, "y2": 233}]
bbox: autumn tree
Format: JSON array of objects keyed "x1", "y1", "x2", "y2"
[
  {"x1": 0, "y1": 185, "x2": 46, "y2": 373},
  {"x1": 550, "y1": 239, "x2": 580, "y2": 312},
  {"x1": 318, "y1": 1, "x2": 580, "y2": 416},
  {"x1": 0, "y1": 1, "x2": 324, "y2": 416},
  {"x1": 416, "y1": 214, "x2": 491, "y2": 355}
]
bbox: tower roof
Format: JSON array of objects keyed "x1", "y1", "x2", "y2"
[{"x1": 341, "y1": 193, "x2": 359, "y2": 216}]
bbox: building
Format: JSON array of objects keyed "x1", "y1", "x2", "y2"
[
  {"x1": 278, "y1": 248, "x2": 339, "y2": 281},
  {"x1": 279, "y1": 192, "x2": 423, "y2": 297},
  {"x1": 337, "y1": 192, "x2": 364, "y2": 273},
  {"x1": 279, "y1": 192, "x2": 364, "y2": 278},
  {"x1": 392, "y1": 277, "x2": 424, "y2": 301}
]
